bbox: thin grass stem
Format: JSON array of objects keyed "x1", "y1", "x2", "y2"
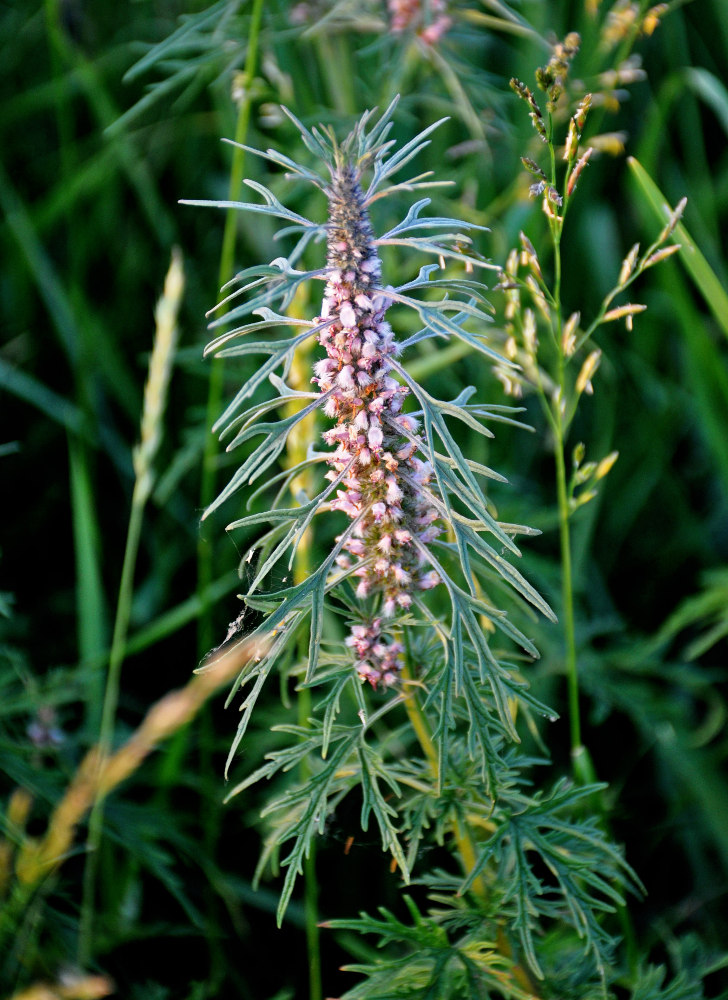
[
  {"x1": 78, "y1": 251, "x2": 183, "y2": 966},
  {"x1": 78, "y1": 493, "x2": 145, "y2": 966},
  {"x1": 554, "y1": 432, "x2": 581, "y2": 758},
  {"x1": 548, "y1": 153, "x2": 582, "y2": 771}
]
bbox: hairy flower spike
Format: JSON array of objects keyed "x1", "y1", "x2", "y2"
[{"x1": 314, "y1": 161, "x2": 442, "y2": 687}]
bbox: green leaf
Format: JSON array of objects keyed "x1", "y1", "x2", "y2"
[{"x1": 627, "y1": 157, "x2": 728, "y2": 341}]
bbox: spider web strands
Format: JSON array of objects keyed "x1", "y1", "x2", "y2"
[
  {"x1": 226, "y1": 457, "x2": 358, "y2": 597},
  {"x1": 201, "y1": 384, "x2": 334, "y2": 520},
  {"x1": 220, "y1": 511, "x2": 371, "y2": 769},
  {"x1": 459, "y1": 778, "x2": 642, "y2": 981}
]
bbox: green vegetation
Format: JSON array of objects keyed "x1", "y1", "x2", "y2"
[{"x1": 1, "y1": 3, "x2": 727, "y2": 998}]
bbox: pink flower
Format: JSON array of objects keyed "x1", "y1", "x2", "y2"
[
  {"x1": 339, "y1": 302, "x2": 357, "y2": 327},
  {"x1": 368, "y1": 426, "x2": 384, "y2": 450},
  {"x1": 314, "y1": 156, "x2": 443, "y2": 687},
  {"x1": 338, "y1": 365, "x2": 355, "y2": 390}
]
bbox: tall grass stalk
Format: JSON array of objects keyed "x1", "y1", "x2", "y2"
[
  {"x1": 78, "y1": 249, "x2": 183, "y2": 966},
  {"x1": 506, "y1": 43, "x2": 685, "y2": 788}
]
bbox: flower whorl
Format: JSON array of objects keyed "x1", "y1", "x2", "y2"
[{"x1": 312, "y1": 160, "x2": 441, "y2": 687}]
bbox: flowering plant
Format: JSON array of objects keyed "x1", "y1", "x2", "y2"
[{"x1": 187, "y1": 98, "x2": 642, "y2": 995}]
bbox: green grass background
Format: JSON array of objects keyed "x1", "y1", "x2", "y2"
[{"x1": 1, "y1": 1, "x2": 727, "y2": 997}]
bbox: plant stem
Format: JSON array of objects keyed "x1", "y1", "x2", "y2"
[
  {"x1": 299, "y1": 661, "x2": 322, "y2": 1000},
  {"x1": 399, "y1": 659, "x2": 539, "y2": 996},
  {"x1": 315, "y1": 32, "x2": 356, "y2": 115},
  {"x1": 549, "y1": 159, "x2": 583, "y2": 770},
  {"x1": 287, "y1": 287, "x2": 322, "y2": 1000},
  {"x1": 78, "y1": 488, "x2": 146, "y2": 966},
  {"x1": 554, "y1": 431, "x2": 581, "y2": 757},
  {"x1": 197, "y1": 0, "x2": 265, "y2": 656},
  {"x1": 77, "y1": 249, "x2": 182, "y2": 967},
  {"x1": 400, "y1": 660, "x2": 484, "y2": 890}
]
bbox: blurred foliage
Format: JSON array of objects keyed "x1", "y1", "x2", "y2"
[{"x1": 0, "y1": 1, "x2": 727, "y2": 998}]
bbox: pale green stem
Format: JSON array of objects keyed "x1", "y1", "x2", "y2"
[
  {"x1": 287, "y1": 300, "x2": 322, "y2": 1000},
  {"x1": 399, "y1": 657, "x2": 539, "y2": 997},
  {"x1": 298, "y1": 670, "x2": 322, "y2": 1000},
  {"x1": 554, "y1": 278, "x2": 583, "y2": 767},
  {"x1": 554, "y1": 426, "x2": 581, "y2": 757},
  {"x1": 315, "y1": 32, "x2": 356, "y2": 115},
  {"x1": 78, "y1": 487, "x2": 146, "y2": 966},
  {"x1": 547, "y1": 125, "x2": 582, "y2": 767}
]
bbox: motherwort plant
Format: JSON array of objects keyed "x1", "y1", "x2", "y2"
[{"x1": 187, "y1": 100, "x2": 639, "y2": 995}]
